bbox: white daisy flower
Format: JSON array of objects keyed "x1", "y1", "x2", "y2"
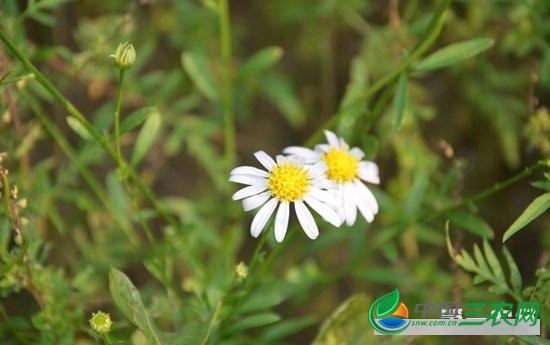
[
  {"x1": 283, "y1": 130, "x2": 380, "y2": 226},
  {"x1": 230, "y1": 151, "x2": 342, "y2": 243}
]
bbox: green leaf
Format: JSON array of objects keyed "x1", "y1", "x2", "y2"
[
  {"x1": 261, "y1": 74, "x2": 306, "y2": 128},
  {"x1": 457, "y1": 249, "x2": 477, "y2": 272},
  {"x1": 518, "y1": 335, "x2": 550, "y2": 345},
  {"x1": 447, "y1": 211, "x2": 495, "y2": 239},
  {"x1": 373, "y1": 289, "x2": 400, "y2": 318},
  {"x1": 238, "y1": 46, "x2": 284, "y2": 78},
  {"x1": 120, "y1": 106, "x2": 157, "y2": 134},
  {"x1": 261, "y1": 316, "x2": 317, "y2": 342},
  {"x1": 181, "y1": 52, "x2": 220, "y2": 101},
  {"x1": 503, "y1": 193, "x2": 550, "y2": 242},
  {"x1": 415, "y1": 38, "x2": 495, "y2": 72},
  {"x1": 353, "y1": 267, "x2": 411, "y2": 285},
  {"x1": 392, "y1": 73, "x2": 408, "y2": 131},
  {"x1": 502, "y1": 246, "x2": 522, "y2": 292},
  {"x1": 131, "y1": 111, "x2": 162, "y2": 165},
  {"x1": 225, "y1": 312, "x2": 281, "y2": 334},
  {"x1": 66, "y1": 117, "x2": 92, "y2": 141},
  {"x1": 313, "y1": 294, "x2": 375, "y2": 345},
  {"x1": 482, "y1": 240, "x2": 504, "y2": 281},
  {"x1": 473, "y1": 244, "x2": 492, "y2": 278},
  {"x1": 109, "y1": 268, "x2": 163, "y2": 345}
]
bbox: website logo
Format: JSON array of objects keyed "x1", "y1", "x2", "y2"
[
  {"x1": 368, "y1": 289, "x2": 410, "y2": 335},
  {"x1": 368, "y1": 288, "x2": 540, "y2": 336}
]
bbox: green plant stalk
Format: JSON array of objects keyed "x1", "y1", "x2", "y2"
[
  {"x1": 427, "y1": 160, "x2": 547, "y2": 221},
  {"x1": 19, "y1": 89, "x2": 139, "y2": 245},
  {"x1": 219, "y1": 0, "x2": 236, "y2": 169},
  {"x1": 101, "y1": 333, "x2": 115, "y2": 345},
  {"x1": 0, "y1": 29, "x2": 178, "y2": 230},
  {"x1": 114, "y1": 69, "x2": 125, "y2": 166},
  {"x1": 200, "y1": 298, "x2": 222, "y2": 345},
  {"x1": 306, "y1": 0, "x2": 452, "y2": 146}
]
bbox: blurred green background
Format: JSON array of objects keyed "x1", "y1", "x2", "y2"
[{"x1": 0, "y1": 0, "x2": 549, "y2": 344}]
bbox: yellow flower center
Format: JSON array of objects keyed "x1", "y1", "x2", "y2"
[
  {"x1": 267, "y1": 162, "x2": 310, "y2": 202},
  {"x1": 322, "y1": 147, "x2": 359, "y2": 183}
]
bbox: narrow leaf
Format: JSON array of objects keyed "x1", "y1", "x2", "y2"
[
  {"x1": 502, "y1": 246, "x2": 522, "y2": 292},
  {"x1": 120, "y1": 106, "x2": 157, "y2": 134},
  {"x1": 238, "y1": 46, "x2": 284, "y2": 78},
  {"x1": 503, "y1": 193, "x2": 550, "y2": 242},
  {"x1": 447, "y1": 211, "x2": 494, "y2": 239},
  {"x1": 66, "y1": 117, "x2": 92, "y2": 141},
  {"x1": 109, "y1": 268, "x2": 163, "y2": 345},
  {"x1": 225, "y1": 313, "x2": 281, "y2": 334},
  {"x1": 181, "y1": 52, "x2": 219, "y2": 101},
  {"x1": 473, "y1": 244, "x2": 492, "y2": 278},
  {"x1": 392, "y1": 73, "x2": 408, "y2": 131},
  {"x1": 415, "y1": 38, "x2": 495, "y2": 72},
  {"x1": 482, "y1": 240, "x2": 504, "y2": 281},
  {"x1": 518, "y1": 335, "x2": 550, "y2": 345},
  {"x1": 131, "y1": 111, "x2": 161, "y2": 165}
]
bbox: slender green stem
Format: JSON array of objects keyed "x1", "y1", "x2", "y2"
[
  {"x1": 219, "y1": 0, "x2": 236, "y2": 169},
  {"x1": 305, "y1": 0, "x2": 452, "y2": 146},
  {"x1": 423, "y1": 160, "x2": 547, "y2": 222},
  {"x1": 114, "y1": 69, "x2": 125, "y2": 166},
  {"x1": 101, "y1": 334, "x2": 115, "y2": 345},
  {"x1": 0, "y1": 28, "x2": 178, "y2": 230},
  {"x1": 19, "y1": 90, "x2": 139, "y2": 245},
  {"x1": 200, "y1": 298, "x2": 223, "y2": 345}
]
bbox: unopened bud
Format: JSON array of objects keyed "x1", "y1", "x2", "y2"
[
  {"x1": 110, "y1": 42, "x2": 136, "y2": 70},
  {"x1": 235, "y1": 262, "x2": 248, "y2": 282},
  {"x1": 90, "y1": 311, "x2": 113, "y2": 334}
]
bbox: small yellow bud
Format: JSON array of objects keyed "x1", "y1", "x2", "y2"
[
  {"x1": 235, "y1": 262, "x2": 248, "y2": 282},
  {"x1": 18, "y1": 198, "x2": 27, "y2": 209},
  {"x1": 111, "y1": 42, "x2": 136, "y2": 70},
  {"x1": 89, "y1": 311, "x2": 113, "y2": 335},
  {"x1": 11, "y1": 186, "x2": 18, "y2": 199}
]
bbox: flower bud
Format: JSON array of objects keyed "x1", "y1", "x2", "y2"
[
  {"x1": 111, "y1": 42, "x2": 136, "y2": 70},
  {"x1": 235, "y1": 262, "x2": 248, "y2": 282},
  {"x1": 89, "y1": 311, "x2": 113, "y2": 335}
]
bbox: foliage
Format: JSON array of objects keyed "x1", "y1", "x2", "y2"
[{"x1": 0, "y1": 0, "x2": 549, "y2": 344}]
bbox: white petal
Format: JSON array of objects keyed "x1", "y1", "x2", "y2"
[
  {"x1": 230, "y1": 166, "x2": 269, "y2": 178},
  {"x1": 232, "y1": 184, "x2": 268, "y2": 200},
  {"x1": 254, "y1": 151, "x2": 276, "y2": 171},
  {"x1": 242, "y1": 192, "x2": 271, "y2": 211},
  {"x1": 304, "y1": 196, "x2": 342, "y2": 227},
  {"x1": 312, "y1": 177, "x2": 338, "y2": 190},
  {"x1": 350, "y1": 147, "x2": 365, "y2": 159},
  {"x1": 308, "y1": 187, "x2": 341, "y2": 206},
  {"x1": 295, "y1": 200, "x2": 319, "y2": 240},
  {"x1": 306, "y1": 161, "x2": 327, "y2": 179},
  {"x1": 283, "y1": 146, "x2": 320, "y2": 163},
  {"x1": 352, "y1": 184, "x2": 374, "y2": 223},
  {"x1": 274, "y1": 201, "x2": 290, "y2": 243},
  {"x1": 276, "y1": 155, "x2": 286, "y2": 165},
  {"x1": 229, "y1": 174, "x2": 266, "y2": 186},
  {"x1": 315, "y1": 144, "x2": 330, "y2": 153},
  {"x1": 343, "y1": 183, "x2": 357, "y2": 226},
  {"x1": 355, "y1": 179, "x2": 379, "y2": 215},
  {"x1": 324, "y1": 130, "x2": 340, "y2": 147},
  {"x1": 250, "y1": 198, "x2": 278, "y2": 238},
  {"x1": 358, "y1": 161, "x2": 380, "y2": 184}
]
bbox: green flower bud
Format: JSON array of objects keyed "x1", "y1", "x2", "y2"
[
  {"x1": 89, "y1": 311, "x2": 113, "y2": 334},
  {"x1": 235, "y1": 262, "x2": 248, "y2": 282},
  {"x1": 111, "y1": 42, "x2": 136, "y2": 70}
]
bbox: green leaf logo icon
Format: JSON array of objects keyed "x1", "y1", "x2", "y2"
[
  {"x1": 368, "y1": 289, "x2": 410, "y2": 335},
  {"x1": 374, "y1": 288, "x2": 400, "y2": 318}
]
